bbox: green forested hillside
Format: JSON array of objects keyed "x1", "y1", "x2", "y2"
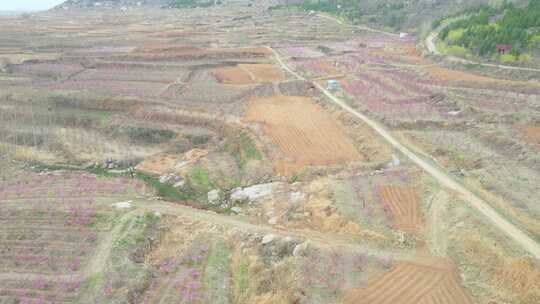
[{"x1": 440, "y1": 0, "x2": 540, "y2": 58}]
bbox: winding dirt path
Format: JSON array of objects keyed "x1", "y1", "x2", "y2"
[
  {"x1": 132, "y1": 200, "x2": 415, "y2": 260},
  {"x1": 268, "y1": 47, "x2": 540, "y2": 259},
  {"x1": 84, "y1": 210, "x2": 140, "y2": 277}
]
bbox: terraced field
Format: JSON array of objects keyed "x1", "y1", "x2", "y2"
[
  {"x1": 1, "y1": 2, "x2": 540, "y2": 303},
  {"x1": 0, "y1": 172, "x2": 141, "y2": 303}
]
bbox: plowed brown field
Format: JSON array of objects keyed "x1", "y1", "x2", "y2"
[
  {"x1": 243, "y1": 96, "x2": 362, "y2": 174},
  {"x1": 378, "y1": 185, "x2": 423, "y2": 233},
  {"x1": 214, "y1": 64, "x2": 284, "y2": 85},
  {"x1": 344, "y1": 260, "x2": 473, "y2": 304},
  {"x1": 515, "y1": 124, "x2": 540, "y2": 150}
]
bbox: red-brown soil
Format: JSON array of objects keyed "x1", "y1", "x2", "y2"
[
  {"x1": 214, "y1": 64, "x2": 284, "y2": 85},
  {"x1": 378, "y1": 185, "x2": 423, "y2": 233},
  {"x1": 514, "y1": 124, "x2": 540, "y2": 150},
  {"x1": 243, "y1": 96, "x2": 362, "y2": 174},
  {"x1": 344, "y1": 259, "x2": 473, "y2": 304}
]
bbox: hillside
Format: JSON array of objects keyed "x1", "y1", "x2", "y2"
[
  {"x1": 56, "y1": 0, "x2": 257, "y2": 9},
  {"x1": 57, "y1": 0, "x2": 171, "y2": 9},
  {"x1": 438, "y1": 0, "x2": 540, "y2": 62},
  {"x1": 274, "y1": 0, "x2": 529, "y2": 33}
]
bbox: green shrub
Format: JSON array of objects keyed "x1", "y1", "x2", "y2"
[{"x1": 501, "y1": 54, "x2": 517, "y2": 63}]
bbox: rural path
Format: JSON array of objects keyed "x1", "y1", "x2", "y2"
[
  {"x1": 132, "y1": 200, "x2": 416, "y2": 260},
  {"x1": 84, "y1": 210, "x2": 140, "y2": 277},
  {"x1": 268, "y1": 47, "x2": 540, "y2": 259}
]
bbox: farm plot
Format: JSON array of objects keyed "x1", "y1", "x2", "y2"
[
  {"x1": 0, "y1": 172, "x2": 142, "y2": 303},
  {"x1": 178, "y1": 70, "x2": 256, "y2": 105},
  {"x1": 243, "y1": 96, "x2": 363, "y2": 174},
  {"x1": 344, "y1": 259, "x2": 473, "y2": 304},
  {"x1": 74, "y1": 66, "x2": 187, "y2": 84},
  {"x1": 213, "y1": 64, "x2": 284, "y2": 85},
  {"x1": 291, "y1": 59, "x2": 342, "y2": 79},
  {"x1": 342, "y1": 69, "x2": 455, "y2": 123},
  {"x1": 332, "y1": 168, "x2": 420, "y2": 237},
  {"x1": 376, "y1": 185, "x2": 423, "y2": 234},
  {"x1": 128, "y1": 46, "x2": 272, "y2": 61},
  {"x1": 49, "y1": 79, "x2": 166, "y2": 99},
  {"x1": 514, "y1": 124, "x2": 540, "y2": 150},
  {"x1": 142, "y1": 217, "x2": 232, "y2": 304},
  {"x1": 426, "y1": 65, "x2": 540, "y2": 94}
]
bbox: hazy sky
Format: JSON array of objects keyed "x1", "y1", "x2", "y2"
[{"x1": 0, "y1": 0, "x2": 65, "y2": 11}]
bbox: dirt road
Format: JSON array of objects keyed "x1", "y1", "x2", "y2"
[
  {"x1": 133, "y1": 200, "x2": 415, "y2": 260},
  {"x1": 269, "y1": 47, "x2": 540, "y2": 259}
]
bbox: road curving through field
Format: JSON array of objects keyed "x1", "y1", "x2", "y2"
[{"x1": 268, "y1": 46, "x2": 540, "y2": 259}]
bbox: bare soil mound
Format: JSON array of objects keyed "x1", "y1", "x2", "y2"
[{"x1": 136, "y1": 149, "x2": 208, "y2": 176}]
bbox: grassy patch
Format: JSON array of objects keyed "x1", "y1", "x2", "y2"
[
  {"x1": 235, "y1": 259, "x2": 249, "y2": 299},
  {"x1": 185, "y1": 134, "x2": 210, "y2": 147},
  {"x1": 107, "y1": 125, "x2": 176, "y2": 145},
  {"x1": 189, "y1": 166, "x2": 213, "y2": 191},
  {"x1": 203, "y1": 240, "x2": 231, "y2": 304},
  {"x1": 239, "y1": 133, "x2": 261, "y2": 161},
  {"x1": 226, "y1": 132, "x2": 262, "y2": 168},
  {"x1": 136, "y1": 172, "x2": 196, "y2": 202},
  {"x1": 78, "y1": 212, "x2": 159, "y2": 303}
]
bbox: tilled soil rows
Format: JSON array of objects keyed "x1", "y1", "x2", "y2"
[
  {"x1": 243, "y1": 96, "x2": 363, "y2": 174},
  {"x1": 377, "y1": 185, "x2": 424, "y2": 233},
  {"x1": 344, "y1": 259, "x2": 473, "y2": 304}
]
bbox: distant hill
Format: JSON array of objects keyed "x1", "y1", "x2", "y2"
[
  {"x1": 56, "y1": 0, "x2": 268, "y2": 9},
  {"x1": 0, "y1": 10, "x2": 32, "y2": 16},
  {"x1": 56, "y1": 0, "x2": 171, "y2": 9},
  {"x1": 273, "y1": 0, "x2": 529, "y2": 33}
]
